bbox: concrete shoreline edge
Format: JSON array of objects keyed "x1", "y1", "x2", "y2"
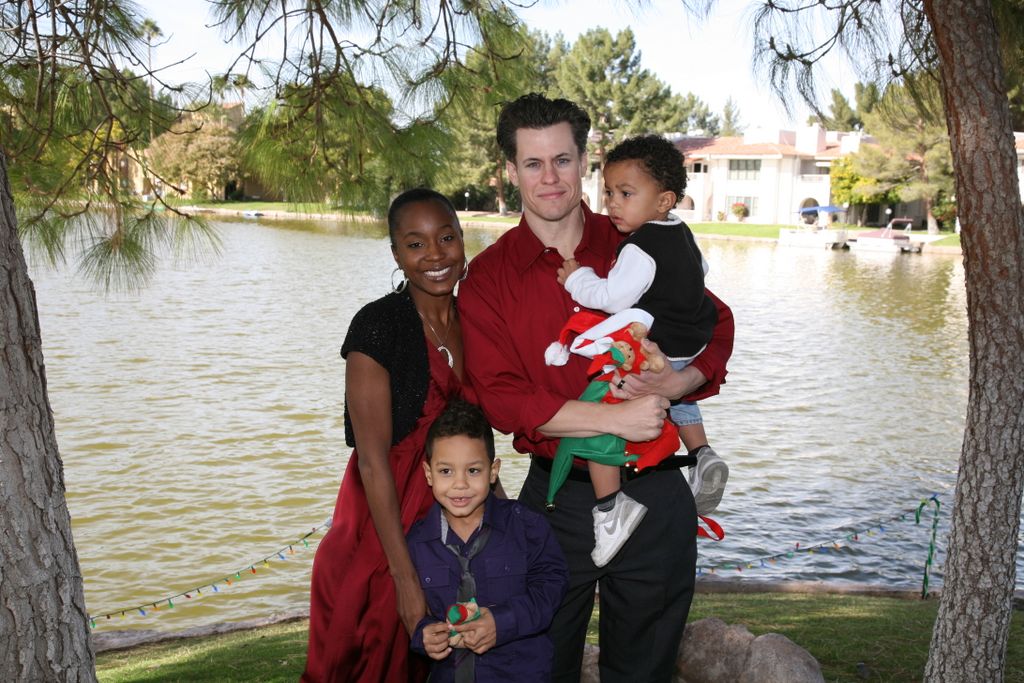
[{"x1": 90, "y1": 580, "x2": 1022, "y2": 654}]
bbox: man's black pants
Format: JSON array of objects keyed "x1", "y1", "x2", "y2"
[{"x1": 518, "y1": 458, "x2": 697, "y2": 683}]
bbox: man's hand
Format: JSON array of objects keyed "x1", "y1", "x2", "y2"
[
  {"x1": 451, "y1": 606, "x2": 498, "y2": 655},
  {"x1": 607, "y1": 393, "x2": 671, "y2": 442},
  {"x1": 394, "y1": 574, "x2": 428, "y2": 636},
  {"x1": 611, "y1": 338, "x2": 708, "y2": 402},
  {"x1": 421, "y1": 621, "x2": 452, "y2": 661},
  {"x1": 557, "y1": 258, "x2": 581, "y2": 285}
]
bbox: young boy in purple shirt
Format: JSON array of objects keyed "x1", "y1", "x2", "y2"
[{"x1": 407, "y1": 399, "x2": 569, "y2": 682}]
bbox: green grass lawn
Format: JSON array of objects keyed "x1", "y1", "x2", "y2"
[
  {"x1": 96, "y1": 620, "x2": 308, "y2": 683},
  {"x1": 689, "y1": 222, "x2": 786, "y2": 239},
  {"x1": 929, "y1": 233, "x2": 962, "y2": 248},
  {"x1": 95, "y1": 593, "x2": 1024, "y2": 683},
  {"x1": 162, "y1": 199, "x2": 369, "y2": 215},
  {"x1": 460, "y1": 213, "x2": 522, "y2": 225}
]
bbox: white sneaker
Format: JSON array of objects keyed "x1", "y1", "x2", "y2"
[
  {"x1": 688, "y1": 446, "x2": 729, "y2": 515},
  {"x1": 591, "y1": 491, "x2": 648, "y2": 567}
]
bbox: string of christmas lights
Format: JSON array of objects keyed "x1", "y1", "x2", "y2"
[
  {"x1": 697, "y1": 494, "x2": 944, "y2": 597},
  {"x1": 87, "y1": 495, "x2": 947, "y2": 629},
  {"x1": 916, "y1": 494, "x2": 942, "y2": 598},
  {"x1": 87, "y1": 517, "x2": 332, "y2": 629}
]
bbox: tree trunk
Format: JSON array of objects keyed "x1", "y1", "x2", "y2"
[
  {"x1": 0, "y1": 152, "x2": 97, "y2": 681},
  {"x1": 496, "y1": 159, "x2": 508, "y2": 216},
  {"x1": 926, "y1": 198, "x2": 939, "y2": 234},
  {"x1": 922, "y1": 1, "x2": 1024, "y2": 681}
]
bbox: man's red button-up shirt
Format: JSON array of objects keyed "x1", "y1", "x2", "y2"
[{"x1": 459, "y1": 203, "x2": 733, "y2": 460}]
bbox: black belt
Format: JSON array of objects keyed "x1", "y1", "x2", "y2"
[
  {"x1": 531, "y1": 454, "x2": 591, "y2": 482},
  {"x1": 531, "y1": 453, "x2": 696, "y2": 483}
]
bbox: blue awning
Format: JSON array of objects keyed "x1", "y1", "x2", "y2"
[{"x1": 798, "y1": 205, "x2": 845, "y2": 214}]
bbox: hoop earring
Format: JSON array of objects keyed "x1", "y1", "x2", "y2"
[
  {"x1": 459, "y1": 258, "x2": 469, "y2": 282},
  {"x1": 392, "y1": 267, "x2": 408, "y2": 293}
]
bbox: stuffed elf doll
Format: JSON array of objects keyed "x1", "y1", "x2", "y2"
[
  {"x1": 446, "y1": 598, "x2": 481, "y2": 647},
  {"x1": 543, "y1": 308, "x2": 680, "y2": 509}
]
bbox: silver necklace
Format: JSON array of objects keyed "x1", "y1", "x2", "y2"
[{"x1": 417, "y1": 303, "x2": 455, "y2": 368}]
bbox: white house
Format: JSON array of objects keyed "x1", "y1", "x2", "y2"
[
  {"x1": 587, "y1": 126, "x2": 1024, "y2": 228},
  {"x1": 671, "y1": 124, "x2": 865, "y2": 225}
]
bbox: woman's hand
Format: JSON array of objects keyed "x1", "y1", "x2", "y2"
[{"x1": 394, "y1": 572, "x2": 428, "y2": 636}]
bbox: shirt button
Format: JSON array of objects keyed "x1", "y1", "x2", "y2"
[
  {"x1": 573, "y1": 306, "x2": 580, "y2": 312},
  {"x1": 425, "y1": 577, "x2": 431, "y2": 583}
]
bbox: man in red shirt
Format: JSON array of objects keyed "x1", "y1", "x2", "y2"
[{"x1": 459, "y1": 93, "x2": 734, "y2": 682}]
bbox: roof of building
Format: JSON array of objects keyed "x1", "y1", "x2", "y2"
[{"x1": 675, "y1": 135, "x2": 845, "y2": 160}]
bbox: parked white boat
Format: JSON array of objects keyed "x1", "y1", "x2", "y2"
[
  {"x1": 848, "y1": 220, "x2": 923, "y2": 253},
  {"x1": 778, "y1": 227, "x2": 848, "y2": 249}
]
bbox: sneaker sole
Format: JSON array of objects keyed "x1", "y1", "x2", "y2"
[{"x1": 693, "y1": 459, "x2": 729, "y2": 516}]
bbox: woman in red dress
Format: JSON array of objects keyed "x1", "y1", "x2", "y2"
[{"x1": 303, "y1": 189, "x2": 471, "y2": 682}]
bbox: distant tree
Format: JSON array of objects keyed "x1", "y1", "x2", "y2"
[
  {"x1": 212, "y1": 72, "x2": 255, "y2": 105},
  {"x1": 678, "y1": 92, "x2": 721, "y2": 136},
  {"x1": 149, "y1": 119, "x2": 241, "y2": 201},
  {"x1": 239, "y1": 77, "x2": 442, "y2": 210},
  {"x1": 532, "y1": 30, "x2": 564, "y2": 96},
  {"x1": 855, "y1": 81, "x2": 954, "y2": 233},
  {"x1": 807, "y1": 86, "x2": 874, "y2": 130},
  {"x1": 209, "y1": 0, "x2": 525, "y2": 212},
  {"x1": 436, "y1": 28, "x2": 549, "y2": 215},
  {"x1": 828, "y1": 154, "x2": 898, "y2": 225},
  {"x1": 554, "y1": 27, "x2": 716, "y2": 209},
  {"x1": 854, "y1": 82, "x2": 881, "y2": 122},
  {"x1": 826, "y1": 89, "x2": 859, "y2": 129},
  {"x1": 720, "y1": 97, "x2": 744, "y2": 136}
]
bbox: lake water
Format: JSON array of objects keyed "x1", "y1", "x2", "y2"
[{"x1": 27, "y1": 216, "x2": 1021, "y2": 633}]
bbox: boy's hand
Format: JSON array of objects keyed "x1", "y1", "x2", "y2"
[
  {"x1": 421, "y1": 622, "x2": 452, "y2": 660},
  {"x1": 451, "y1": 606, "x2": 497, "y2": 655},
  {"x1": 557, "y1": 258, "x2": 580, "y2": 285}
]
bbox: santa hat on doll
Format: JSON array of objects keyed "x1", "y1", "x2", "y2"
[{"x1": 544, "y1": 308, "x2": 655, "y2": 366}]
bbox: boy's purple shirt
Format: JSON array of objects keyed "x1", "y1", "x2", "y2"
[{"x1": 406, "y1": 495, "x2": 569, "y2": 682}]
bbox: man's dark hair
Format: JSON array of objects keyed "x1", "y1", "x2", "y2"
[
  {"x1": 496, "y1": 93, "x2": 591, "y2": 162},
  {"x1": 425, "y1": 399, "x2": 496, "y2": 462},
  {"x1": 605, "y1": 135, "x2": 688, "y2": 202},
  {"x1": 387, "y1": 187, "x2": 460, "y2": 246}
]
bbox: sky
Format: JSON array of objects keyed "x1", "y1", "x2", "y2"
[{"x1": 136, "y1": 0, "x2": 859, "y2": 132}]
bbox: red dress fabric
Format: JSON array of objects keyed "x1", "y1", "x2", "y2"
[{"x1": 303, "y1": 347, "x2": 464, "y2": 683}]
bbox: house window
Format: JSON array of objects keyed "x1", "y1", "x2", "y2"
[
  {"x1": 800, "y1": 159, "x2": 830, "y2": 175},
  {"x1": 727, "y1": 195, "x2": 759, "y2": 215},
  {"x1": 728, "y1": 159, "x2": 761, "y2": 180},
  {"x1": 690, "y1": 162, "x2": 706, "y2": 174}
]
